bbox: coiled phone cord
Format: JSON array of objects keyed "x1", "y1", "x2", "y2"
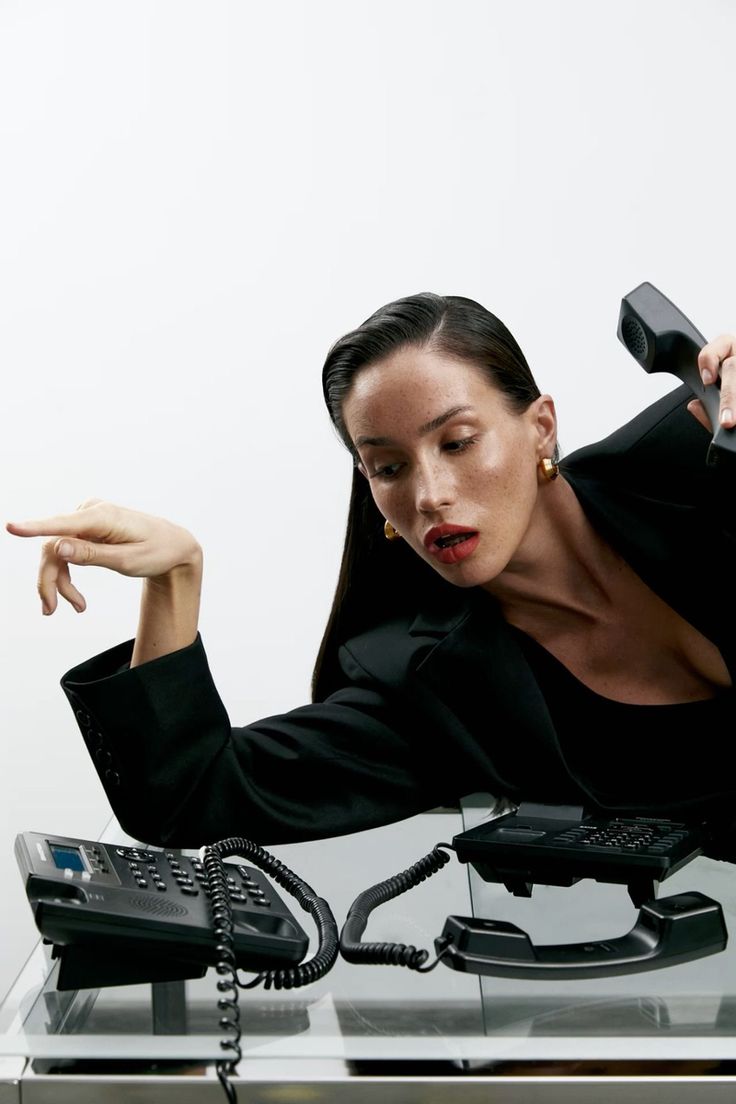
[
  {"x1": 202, "y1": 836, "x2": 340, "y2": 1103},
  {"x1": 340, "y1": 843, "x2": 454, "y2": 970}
]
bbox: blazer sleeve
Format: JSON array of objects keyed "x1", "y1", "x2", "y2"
[
  {"x1": 61, "y1": 633, "x2": 450, "y2": 848},
  {"x1": 563, "y1": 384, "x2": 736, "y2": 538}
]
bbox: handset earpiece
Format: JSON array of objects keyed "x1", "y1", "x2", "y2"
[{"x1": 617, "y1": 281, "x2": 736, "y2": 466}]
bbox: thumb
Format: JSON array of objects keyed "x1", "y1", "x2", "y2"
[
  {"x1": 686, "y1": 398, "x2": 713, "y2": 435},
  {"x1": 55, "y1": 538, "x2": 117, "y2": 567}
]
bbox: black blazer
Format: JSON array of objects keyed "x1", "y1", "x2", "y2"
[{"x1": 61, "y1": 386, "x2": 736, "y2": 850}]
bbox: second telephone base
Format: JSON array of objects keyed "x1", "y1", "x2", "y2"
[{"x1": 453, "y1": 802, "x2": 708, "y2": 907}]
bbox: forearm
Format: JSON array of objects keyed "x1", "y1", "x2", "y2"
[{"x1": 130, "y1": 547, "x2": 204, "y2": 668}]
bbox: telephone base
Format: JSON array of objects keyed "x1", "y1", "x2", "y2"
[
  {"x1": 454, "y1": 803, "x2": 706, "y2": 906},
  {"x1": 48, "y1": 942, "x2": 208, "y2": 991}
]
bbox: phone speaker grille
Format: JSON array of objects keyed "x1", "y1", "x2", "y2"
[
  {"x1": 621, "y1": 315, "x2": 649, "y2": 361},
  {"x1": 127, "y1": 895, "x2": 189, "y2": 918}
]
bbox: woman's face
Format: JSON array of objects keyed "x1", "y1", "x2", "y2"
[{"x1": 342, "y1": 346, "x2": 557, "y2": 589}]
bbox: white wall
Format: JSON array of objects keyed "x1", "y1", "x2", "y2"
[{"x1": 1, "y1": 0, "x2": 735, "y2": 1001}]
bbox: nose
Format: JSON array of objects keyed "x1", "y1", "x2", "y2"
[{"x1": 413, "y1": 459, "x2": 453, "y2": 515}]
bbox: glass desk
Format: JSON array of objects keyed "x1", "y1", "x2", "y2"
[{"x1": 2, "y1": 797, "x2": 736, "y2": 1101}]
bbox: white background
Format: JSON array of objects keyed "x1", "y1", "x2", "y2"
[{"x1": 1, "y1": 0, "x2": 735, "y2": 1001}]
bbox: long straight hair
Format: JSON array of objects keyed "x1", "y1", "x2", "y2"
[{"x1": 312, "y1": 292, "x2": 547, "y2": 701}]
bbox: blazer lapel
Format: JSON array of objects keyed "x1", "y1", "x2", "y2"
[{"x1": 410, "y1": 594, "x2": 585, "y2": 801}]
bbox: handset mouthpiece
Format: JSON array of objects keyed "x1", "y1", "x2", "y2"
[{"x1": 617, "y1": 281, "x2": 735, "y2": 466}]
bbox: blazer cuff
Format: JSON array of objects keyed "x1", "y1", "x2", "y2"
[
  {"x1": 61, "y1": 632, "x2": 204, "y2": 685},
  {"x1": 60, "y1": 633, "x2": 231, "y2": 843}
]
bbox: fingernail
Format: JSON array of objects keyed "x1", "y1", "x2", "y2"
[
  {"x1": 73, "y1": 603, "x2": 84, "y2": 613},
  {"x1": 41, "y1": 603, "x2": 50, "y2": 616},
  {"x1": 702, "y1": 368, "x2": 714, "y2": 385},
  {"x1": 57, "y1": 541, "x2": 73, "y2": 558},
  {"x1": 721, "y1": 408, "x2": 733, "y2": 426}
]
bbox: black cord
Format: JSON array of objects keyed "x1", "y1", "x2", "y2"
[
  {"x1": 201, "y1": 845, "x2": 244, "y2": 1101},
  {"x1": 339, "y1": 843, "x2": 454, "y2": 969},
  {"x1": 208, "y1": 836, "x2": 340, "y2": 988},
  {"x1": 202, "y1": 836, "x2": 340, "y2": 1103},
  {"x1": 204, "y1": 837, "x2": 453, "y2": 1100}
]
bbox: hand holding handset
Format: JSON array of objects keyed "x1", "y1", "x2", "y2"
[{"x1": 617, "y1": 281, "x2": 736, "y2": 465}]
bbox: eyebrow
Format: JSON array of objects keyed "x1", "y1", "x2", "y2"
[{"x1": 354, "y1": 405, "x2": 475, "y2": 449}]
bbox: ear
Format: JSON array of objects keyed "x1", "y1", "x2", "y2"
[{"x1": 531, "y1": 394, "x2": 557, "y2": 458}]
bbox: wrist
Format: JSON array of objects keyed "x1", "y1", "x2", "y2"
[
  {"x1": 132, "y1": 547, "x2": 202, "y2": 668},
  {"x1": 150, "y1": 542, "x2": 203, "y2": 589}
]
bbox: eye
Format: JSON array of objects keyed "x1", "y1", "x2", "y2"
[
  {"x1": 443, "y1": 435, "x2": 479, "y2": 454},
  {"x1": 373, "y1": 462, "x2": 403, "y2": 481}
]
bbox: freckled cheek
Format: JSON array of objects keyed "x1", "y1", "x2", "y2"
[
  {"x1": 385, "y1": 489, "x2": 416, "y2": 531},
  {"x1": 461, "y1": 455, "x2": 513, "y2": 507},
  {"x1": 372, "y1": 487, "x2": 427, "y2": 551},
  {"x1": 371, "y1": 485, "x2": 405, "y2": 526},
  {"x1": 466, "y1": 458, "x2": 536, "y2": 535}
]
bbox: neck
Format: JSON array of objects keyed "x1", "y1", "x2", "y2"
[{"x1": 482, "y1": 476, "x2": 627, "y2": 631}]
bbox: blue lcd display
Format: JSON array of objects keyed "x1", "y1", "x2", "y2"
[{"x1": 50, "y1": 844, "x2": 85, "y2": 872}]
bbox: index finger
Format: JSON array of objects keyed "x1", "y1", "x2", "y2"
[
  {"x1": 6, "y1": 514, "x2": 95, "y2": 538},
  {"x1": 698, "y1": 333, "x2": 736, "y2": 380}
]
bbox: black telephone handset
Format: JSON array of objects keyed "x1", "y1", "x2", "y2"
[{"x1": 617, "y1": 280, "x2": 736, "y2": 466}]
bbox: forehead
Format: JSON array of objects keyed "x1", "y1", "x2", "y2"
[{"x1": 343, "y1": 347, "x2": 505, "y2": 437}]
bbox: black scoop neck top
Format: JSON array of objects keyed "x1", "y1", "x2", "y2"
[{"x1": 510, "y1": 626, "x2": 733, "y2": 809}]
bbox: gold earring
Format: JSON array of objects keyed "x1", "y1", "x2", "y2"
[
  {"x1": 539, "y1": 457, "x2": 559, "y2": 481},
  {"x1": 383, "y1": 520, "x2": 401, "y2": 541}
]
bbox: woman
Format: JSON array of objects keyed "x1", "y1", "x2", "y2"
[{"x1": 7, "y1": 294, "x2": 736, "y2": 851}]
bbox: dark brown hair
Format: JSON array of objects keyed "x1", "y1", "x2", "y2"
[{"x1": 312, "y1": 292, "x2": 549, "y2": 700}]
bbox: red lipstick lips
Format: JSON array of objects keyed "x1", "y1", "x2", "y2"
[{"x1": 424, "y1": 524, "x2": 479, "y2": 565}]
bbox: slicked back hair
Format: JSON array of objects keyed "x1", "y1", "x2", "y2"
[{"x1": 313, "y1": 292, "x2": 550, "y2": 701}]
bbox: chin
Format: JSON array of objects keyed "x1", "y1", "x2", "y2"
[
  {"x1": 434, "y1": 561, "x2": 500, "y2": 590},
  {"x1": 444, "y1": 553, "x2": 510, "y2": 590}
]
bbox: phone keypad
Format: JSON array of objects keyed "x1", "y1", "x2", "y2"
[
  {"x1": 552, "y1": 819, "x2": 689, "y2": 855},
  {"x1": 117, "y1": 850, "x2": 274, "y2": 908}
]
